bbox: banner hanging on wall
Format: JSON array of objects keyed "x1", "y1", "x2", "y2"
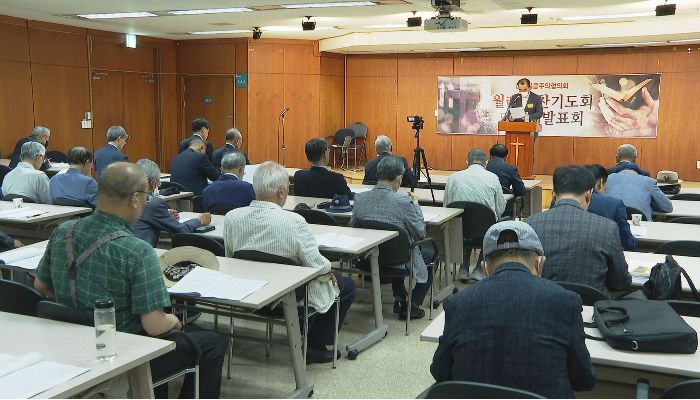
[{"x1": 437, "y1": 74, "x2": 661, "y2": 138}]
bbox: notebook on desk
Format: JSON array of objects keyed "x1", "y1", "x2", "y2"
[{"x1": 0, "y1": 352, "x2": 90, "y2": 399}]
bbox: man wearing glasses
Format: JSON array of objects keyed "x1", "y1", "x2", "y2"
[
  {"x1": 1, "y1": 141, "x2": 51, "y2": 204},
  {"x1": 94, "y1": 125, "x2": 130, "y2": 179}
]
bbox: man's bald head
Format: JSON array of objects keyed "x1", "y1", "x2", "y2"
[{"x1": 98, "y1": 162, "x2": 148, "y2": 201}]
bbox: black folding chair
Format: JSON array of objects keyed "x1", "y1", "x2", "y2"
[
  {"x1": 46, "y1": 151, "x2": 68, "y2": 163},
  {"x1": 637, "y1": 379, "x2": 700, "y2": 399},
  {"x1": 0, "y1": 279, "x2": 46, "y2": 316},
  {"x1": 556, "y1": 282, "x2": 609, "y2": 305},
  {"x1": 668, "y1": 217, "x2": 700, "y2": 225},
  {"x1": 670, "y1": 194, "x2": 700, "y2": 201},
  {"x1": 655, "y1": 240, "x2": 700, "y2": 258},
  {"x1": 417, "y1": 381, "x2": 545, "y2": 399},
  {"x1": 208, "y1": 204, "x2": 242, "y2": 216},
  {"x1": 0, "y1": 165, "x2": 11, "y2": 188},
  {"x1": 54, "y1": 197, "x2": 93, "y2": 209},
  {"x1": 1, "y1": 194, "x2": 37, "y2": 203},
  {"x1": 447, "y1": 201, "x2": 502, "y2": 278},
  {"x1": 172, "y1": 233, "x2": 225, "y2": 256},
  {"x1": 502, "y1": 186, "x2": 525, "y2": 220},
  {"x1": 625, "y1": 206, "x2": 647, "y2": 221},
  {"x1": 293, "y1": 209, "x2": 338, "y2": 226},
  {"x1": 325, "y1": 129, "x2": 355, "y2": 170},
  {"x1": 36, "y1": 300, "x2": 94, "y2": 325},
  {"x1": 161, "y1": 181, "x2": 188, "y2": 192}
]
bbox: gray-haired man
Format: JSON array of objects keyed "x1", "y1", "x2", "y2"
[
  {"x1": 203, "y1": 152, "x2": 255, "y2": 211},
  {"x1": 2, "y1": 141, "x2": 51, "y2": 204},
  {"x1": 362, "y1": 135, "x2": 413, "y2": 186},
  {"x1": 606, "y1": 144, "x2": 650, "y2": 176},
  {"x1": 94, "y1": 126, "x2": 130, "y2": 178},
  {"x1": 212, "y1": 127, "x2": 250, "y2": 169},
  {"x1": 9, "y1": 126, "x2": 51, "y2": 169}
]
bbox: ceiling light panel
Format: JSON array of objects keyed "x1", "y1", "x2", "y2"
[
  {"x1": 583, "y1": 41, "x2": 666, "y2": 47},
  {"x1": 280, "y1": 1, "x2": 376, "y2": 9},
  {"x1": 167, "y1": 8, "x2": 253, "y2": 15},
  {"x1": 78, "y1": 12, "x2": 158, "y2": 19},
  {"x1": 187, "y1": 29, "x2": 253, "y2": 35}
]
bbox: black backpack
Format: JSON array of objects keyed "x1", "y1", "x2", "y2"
[{"x1": 642, "y1": 255, "x2": 700, "y2": 301}]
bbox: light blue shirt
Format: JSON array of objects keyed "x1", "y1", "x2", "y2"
[
  {"x1": 605, "y1": 171, "x2": 673, "y2": 221},
  {"x1": 49, "y1": 168, "x2": 98, "y2": 208}
]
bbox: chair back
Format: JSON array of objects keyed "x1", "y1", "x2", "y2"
[
  {"x1": 161, "y1": 181, "x2": 188, "y2": 192},
  {"x1": 191, "y1": 194, "x2": 204, "y2": 213},
  {"x1": 666, "y1": 300, "x2": 700, "y2": 318},
  {"x1": 172, "y1": 233, "x2": 225, "y2": 256},
  {"x1": 425, "y1": 381, "x2": 545, "y2": 399},
  {"x1": 46, "y1": 151, "x2": 68, "y2": 163},
  {"x1": 661, "y1": 380, "x2": 700, "y2": 399},
  {"x1": 0, "y1": 280, "x2": 46, "y2": 316},
  {"x1": 655, "y1": 240, "x2": 700, "y2": 257},
  {"x1": 668, "y1": 217, "x2": 700, "y2": 225},
  {"x1": 347, "y1": 122, "x2": 368, "y2": 139},
  {"x1": 233, "y1": 250, "x2": 303, "y2": 300},
  {"x1": 446, "y1": 201, "x2": 497, "y2": 239},
  {"x1": 293, "y1": 209, "x2": 338, "y2": 226},
  {"x1": 625, "y1": 206, "x2": 647, "y2": 221},
  {"x1": 354, "y1": 220, "x2": 410, "y2": 266},
  {"x1": 209, "y1": 203, "x2": 242, "y2": 216},
  {"x1": 671, "y1": 193, "x2": 700, "y2": 201},
  {"x1": 53, "y1": 197, "x2": 93, "y2": 209},
  {"x1": 333, "y1": 129, "x2": 355, "y2": 146},
  {"x1": 556, "y1": 282, "x2": 609, "y2": 305},
  {"x1": 0, "y1": 165, "x2": 11, "y2": 187},
  {"x1": 1, "y1": 194, "x2": 36, "y2": 203},
  {"x1": 36, "y1": 300, "x2": 94, "y2": 326}
]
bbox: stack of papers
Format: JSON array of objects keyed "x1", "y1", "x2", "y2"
[
  {"x1": 168, "y1": 267, "x2": 268, "y2": 301},
  {"x1": 0, "y1": 208, "x2": 48, "y2": 220},
  {"x1": 314, "y1": 233, "x2": 365, "y2": 249},
  {"x1": 628, "y1": 258, "x2": 657, "y2": 283},
  {"x1": 0, "y1": 247, "x2": 44, "y2": 270},
  {"x1": 423, "y1": 213, "x2": 439, "y2": 222},
  {"x1": 630, "y1": 226, "x2": 647, "y2": 237},
  {"x1": 0, "y1": 352, "x2": 90, "y2": 398}
]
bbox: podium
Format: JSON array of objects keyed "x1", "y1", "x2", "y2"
[{"x1": 497, "y1": 121, "x2": 541, "y2": 179}]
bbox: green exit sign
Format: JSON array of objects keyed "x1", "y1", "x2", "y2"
[
  {"x1": 236, "y1": 73, "x2": 248, "y2": 88},
  {"x1": 203, "y1": 98, "x2": 213, "y2": 104}
]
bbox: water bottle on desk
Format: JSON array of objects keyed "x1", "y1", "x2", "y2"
[
  {"x1": 524, "y1": 112, "x2": 529, "y2": 122},
  {"x1": 94, "y1": 298, "x2": 117, "y2": 361}
]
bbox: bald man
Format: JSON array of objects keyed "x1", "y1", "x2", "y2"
[{"x1": 34, "y1": 162, "x2": 224, "y2": 399}]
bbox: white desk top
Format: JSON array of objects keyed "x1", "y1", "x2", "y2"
[
  {"x1": 633, "y1": 221, "x2": 700, "y2": 245},
  {"x1": 421, "y1": 174, "x2": 541, "y2": 190},
  {"x1": 347, "y1": 184, "x2": 513, "y2": 205},
  {"x1": 283, "y1": 195, "x2": 463, "y2": 226},
  {"x1": 0, "y1": 158, "x2": 9, "y2": 167},
  {"x1": 0, "y1": 312, "x2": 174, "y2": 399},
  {"x1": 286, "y1": 167, "x2": 301, "y2": 178},
  {"x1": 0, "y1": 202, "x2": 91, "y2": 225},
  {"x1": 625, "y1": 251, "x2": 700, "y2": 293},
  {"x1": 420, "y1": 307, "x2": 700, "y2": 378},
  {"x1": 158, "y1": 191, "x2": 193, "y2": 202},
  {"x1": 178, "y1": 211, "x2": 398, "y2": 256},
  {"x1": 653, "y1": 200, "x2": 700, "y2": 218}
]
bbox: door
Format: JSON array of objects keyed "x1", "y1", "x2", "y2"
[{"x1": 183, "y1": 77, "x2": 234, "y2": 152}]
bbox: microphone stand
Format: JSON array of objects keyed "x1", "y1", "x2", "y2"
[{"x1": 279, "y1": 110, "x2": 288, "y2": 166}]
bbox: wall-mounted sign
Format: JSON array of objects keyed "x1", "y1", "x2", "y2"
[
  {"x1": 204, "y1": 98, "x2": 213, "y2": 104},
  {"x1": 236, "y1": 73, "x2": 248, "y2": 88}
]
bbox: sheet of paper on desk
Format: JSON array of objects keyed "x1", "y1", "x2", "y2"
[
  {"x1": 168, "y1": 267, "x2": 232, "y2": 295},
  {"x1": 204, "y1": 278, "x2": 269, "y2": 301},
  {"x1": 318, "y1": 235, "x2": 365, "y2": 249},
  {"x1": 242, "y1": 164, "x2": 260, "y2": 184},
  {"x1": 49, "y1": 162, "x2": 69, "y2": 169},
  {"x1": 630, "y1": 226, "x2": 647, "y2": 237},
  {"x1": 423, "y1": 213, "x2": 439, "y2": 222},
  {"x1": 0, "y1": 352, "x2": 90, "y2": 399},
  {"x1": 314, "y1": 233, "x2": 338, "y2": 245},
  {"x1": 350, "y1": 188, "x2": 371, "y2": 194},
  {"x1": 0, "y1": 208, "x2": 48, "y2": 220},
  {"x1": 0, "y1": 247, "x2": 45, "y2": 264}
]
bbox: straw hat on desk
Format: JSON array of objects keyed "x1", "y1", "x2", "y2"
[{"x1": 159, "y1": 246, "x2": 219, "y2": 288}]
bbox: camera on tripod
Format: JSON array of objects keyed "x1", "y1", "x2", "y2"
[{"x1": 407, "y1": 115, "x2": 424, "y2": 130}]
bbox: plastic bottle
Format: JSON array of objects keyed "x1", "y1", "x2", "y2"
[{"x1": 94, "y1": 298, "x2": 117, "y2": 361}]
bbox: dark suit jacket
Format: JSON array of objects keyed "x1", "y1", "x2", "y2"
[
  {"x1": 294, "y1": 166, "x2": 354, "y2": 200},
  {"x1": 212, "y1": 143, "x2": 250, "y2": 170},
  {"x1": 504, "y1": 92, "x2": 544, "y2": 139},
  {"x1": 169, "y1": 148, "x2": 220, "y2": 195},
  {"x1": 362, "y1": 152, "x2": 413, "y2": 187},
  {"x1": 606, "y1": 161, "x2": 650, "y2": 177},
  {"x1": 202, "y1": 174, "x2": 255, "y2": 212},
  {"x1": 131, "y1": 197, "x2": 201, "y2": 247},
  {"x1": 486, "y1": 157, "x2": 526, "y2": 197},
  {"x1": 431, "y1": 262, "x2": 596, "y2": 398},
  {"x1": 179, "y1": 134, "x2": 214, "y2": 162},
  {"x1": 9, "y1": 136, "x2": 51, "y2": 170},
  {"x1": 94, "y1": 144, "x2": 129, "y2": 179},
  {"x1": 525, "y1": 199, "x2": 631, "y2": 297}
]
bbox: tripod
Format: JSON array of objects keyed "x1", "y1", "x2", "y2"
[{"x1": 411, "y1": 125, "x2": 436, "y2": 203}]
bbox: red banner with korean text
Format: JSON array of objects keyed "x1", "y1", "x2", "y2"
[{"x1": 437, "y1": 74, "x2": 660, "y2": 138}]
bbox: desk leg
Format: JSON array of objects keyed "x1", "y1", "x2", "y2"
[
  {"x1": 127, "y1": 362, "x2": 155, "y2": 399},
  {"x1": 432, "y1": 222, "x2": 457, "y2": 307},
  {"x1": 346, "y1": 247, "x2": 389, "y2": 356},
  {"x1": 281, "y1": 291, "x2": 314, "y2": 399}
]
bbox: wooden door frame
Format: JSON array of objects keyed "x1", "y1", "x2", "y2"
[{"x1": 180, "y1": 74, "x2": 237, "y2": 145}]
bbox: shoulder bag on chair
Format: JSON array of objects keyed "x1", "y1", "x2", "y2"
[{"x1": 586, "y1": 300, "x2": 697, "y2": 354}]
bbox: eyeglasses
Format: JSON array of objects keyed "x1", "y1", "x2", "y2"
[{"x1": 134, "y1": 190, "x2": 154, "y2": 202}]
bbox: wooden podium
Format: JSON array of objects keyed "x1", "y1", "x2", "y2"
[{"x1": 497, "y1": 121, "x2": 542, "y2": 179}]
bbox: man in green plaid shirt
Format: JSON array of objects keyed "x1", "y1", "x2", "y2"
[{"x1": 34, "y1": 162, "x2": 224, "y2": 398}]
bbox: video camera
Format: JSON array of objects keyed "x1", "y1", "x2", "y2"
[{"x1": 407, "y1": 115, "x2": 424, "y2": 130}]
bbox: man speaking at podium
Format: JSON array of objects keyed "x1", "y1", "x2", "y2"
[{"x1": 504, "y1": 78, "x2": 544, "y2": 139}]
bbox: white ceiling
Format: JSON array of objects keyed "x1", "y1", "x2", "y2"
[{"x1": 1, "y1": 0, "x2": 700, "y2": 52}]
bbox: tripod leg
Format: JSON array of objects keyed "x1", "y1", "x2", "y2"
[{"x1": 419, "y1": 149, "x2": 436, "y2": 203}]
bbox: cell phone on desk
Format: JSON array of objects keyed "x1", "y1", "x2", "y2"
[
  {"x1": 317, "y1": 201, "x2": 331, "y2": 209},
  {"x1": 194, "y1": 225, "x2": 215, "y2": 233}
]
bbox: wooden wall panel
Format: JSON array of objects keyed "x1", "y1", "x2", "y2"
[
  {"x1": 346, "y1": 58, "x2": 397, "y2": 77},
  {"x1": 453, "y1": 56, "x2": 514, "y2": 75},
  {"x1": 247, "y1": 73, "x2": 284, "y2": 163},
  {"x1": 0, "y1": 21, "x2": 29, "y2": 63},
  {"x1": 283, "y1": 74, "x2": 320, "y2": 168},
  {"x1": 0, "y1": 60, "x2": 34, "y2": 157},
  {"x1": 284, "y1": 44, "x2": 320, "y2": 75},
  {"x1": 178, "y1": 43, "x2": 236, "y2": 74},
  {"x1": 123, "y1": 73, "x2": 157, "y2": 162},
  {"x1": 321, "y1": 56, "x2": 344, "y2": 76},
  {"x1": 398, "y1": 58, "x2": 453, "y2": 77},
  {"x1": 534, "y1": 137, "x2": 574, "y2": 175},
  {"x1": 248, "y1": 43, "x2": 284, "y2": 74},
  {"x1": 91, "y1": 40, "x2": 156, "y2": 72},
  {"x1": 234, "y1": 86, "x2": 249, "y2": 157},
  {"x1": 515, "y1": 55, "x2": 578, "y2": 75},
  {"x1": 28, "y1": 27, "x2": 87, "y2": 67},
  {"x1": 320, "y1": 75, "x2": 345, "y2": 139},
  {"x1": 31, "y1": 64, "x2": 92, "y2": 154},
  {"x1": 652, "y1": 50, "x2": 700, "y2": 73},
  {"x1": 161, "y1": 74, "x2": 179, "y2": 171},
  {"x1": 450, "y1": 135, "x2": 499, "y2": 170},
  {"x1": 345, "y1": 76, "x2": 397, "y2": 160},
  {"x1": 91, "y1": 72, "x2": 124, "y2": 151}
]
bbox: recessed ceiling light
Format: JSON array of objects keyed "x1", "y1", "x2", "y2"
[
  {"x1": 77, "y1": 12, "x2": 158, "y2": 19},
  {"x1": 167, "y1": 8, "x2": 253, "y2": 15},
  {"x1": 583, "y1": 41, "x2": 666, "y2": 47},
  {"x1": 561, "y1": 12, "x2": 655, "y2": 21},
  {"x1": 262, "y1": 26, "x2": 336, "y2": 31},
  {"x1": 187, "y1": 29, "x2": 253, "y2": 35},
  {"x1": 280, "y1": 1, "x2": 376, "y2": 9},
  {"x1": 362, "y1": 24, "x2": 409, "y2": 28}
]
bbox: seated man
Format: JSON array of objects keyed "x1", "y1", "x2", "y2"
[
  {"x1": 363, "y1": 135, "x2": 412, "y2": 186},
  {"x1": 2, "y1": 141, "x2": 51, "y2": 204},
  {"x1": 525, "y1": 165, "x2": 631, "y2": 297},
  {"x1": 223, "y1": 161, "x2": 355, "y2": 364},
  {"x1": 94, "y1": 126, "x2": 130, "y2": 179},
  {"x1": 132, "y1": 159, "x2": 211, "y2": 247},
  {"x1": 212, "y1": 127, "x2": 250, "y2": 169},
  {"x1": 0, "y1": 230, "x2": 22, "y2": 253},
  {"x1": 9, "y1": 126, "x2": 51, "y2": 170},
  {"x1": 486, "y1": 144, "x2": 526, "y2": 197},
  {"x1": 294, "y1": 138, "x2": 354, "y2": 200},
  {"x1": 431, "y1": 221, "x2": 596, "y2": 398},
  {"x1": 34, "y1": 162, "x2": 224, "y2": 399},
  {"x1": 607, "y1": 144, "x2": 650, "y2": 176},
  {"x1": 203, "y1": 152, "x2": 255, "y2": 212},
  {"x1": 49, "y1": 147, "x2": 98, "y2": 208},
  {"x1": 349, "y1": 157, "x2": 436, "y2": 319},
  {"x1": 445, "y1": 148, "x2": 506, "y2": 218},
  {"x1": 170, "y1": 138, "x2": 220, "y2": 196},
  {"x1": 605, "y1": 169, "x2": 673, "y2": 222}
]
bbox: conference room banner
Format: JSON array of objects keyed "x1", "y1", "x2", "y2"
[{"x1": 437, "y1": 74, "x2": 660, "y2": 138}]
